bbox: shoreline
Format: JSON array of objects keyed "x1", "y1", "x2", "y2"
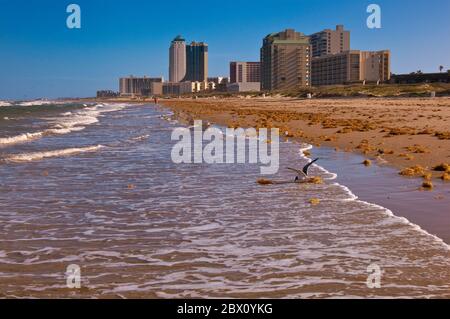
[
  {"x1": 155, "y1": 96, "x2": 450, "y2": 185},
  {"x1": 154, "y1": 97, "x2": 450, "y2": 243}
]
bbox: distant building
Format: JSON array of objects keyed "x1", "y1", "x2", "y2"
[
  {"x1": 230, "y1": 62, "x2": 261, "y2": 83},
  {"x1": 119, "y1": 76, "x2": 164, "y2": 96},
  {"x1": 227, "y1": 82, "x2": 261, "y2": 93},
  {"x1": 208, "y1": 77, "x2": 229, "y2": 92},
  {"x1": 261, "y1": 29, "x2": 311, "y2": 91},
  {"x1": 97, "y1": 90, "x2": 119, "y2": 98},
  {"x1": 151, "y1": 82, "x2": 163, "y2": 96},
  {"x1": 184, "y1": 42, "x2": 208, "y2": 82},
  {"x1": 309, "y1": 25, "x2": 350, "y2": 58},
  {"x1": 311, "y1": 50, "x2": 391, "y2": 86},
  {"x1": 169, "y1": 35, "x2": 187, "y2": 83},
  {"x1": 162, "y1": 82, "x2": 193, "y2": 95},
  {"x1": 390, "y1": 71, "x2": 450, "y2": 84},
  {"x1": 228, "y1": 62, "x2": 261, "y2": 92}
]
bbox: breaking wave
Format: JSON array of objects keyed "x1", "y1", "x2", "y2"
[{"x1": 5, "y1": 145, "x2": 104, "y2": 162}]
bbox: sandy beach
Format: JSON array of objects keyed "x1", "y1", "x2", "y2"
[{"x1": 159, "y1": 96, "x2": 450, "y2": 185}]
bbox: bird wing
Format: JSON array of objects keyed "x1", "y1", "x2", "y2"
[
  {"x1": 302, "y1": 158, "x2": 319, "y2": 176},
  {"x1": 287, "y1": 167, "x2": 307, "y2": 177}
]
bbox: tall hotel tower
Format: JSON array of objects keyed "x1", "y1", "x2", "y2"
[
  {"x1": 169, "y1": 35, "x2": 187, "y2": 83},
  {"x1": 261, "y1": 29, "x2": 311, "y2": 91},
  {"x1": 185, "y1": 42, "x2": 208, "y2": 82}
]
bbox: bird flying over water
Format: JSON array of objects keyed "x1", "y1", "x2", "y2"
[{"x1": 287, "y1": 158, "x2": 319, "y2": 182}]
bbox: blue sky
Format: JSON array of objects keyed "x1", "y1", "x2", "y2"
[{"x1": 0, "y1": 0, "x2": 449, "y2": 99}]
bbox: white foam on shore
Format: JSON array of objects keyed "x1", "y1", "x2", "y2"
[
  {"x1": 17, "y1": 100, "x2": 60, "y2": 107},
  {"x1": 6, "y1": 145, "x2": 104, "y2": 162},
  {"x1": 0, "y1": 132, "x2": 44, "y2": 145},
  {"x1": 297, "y1": 143, "x2": 450, "y2": 251}
]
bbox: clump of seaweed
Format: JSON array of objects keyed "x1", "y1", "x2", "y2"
[
  {"x1": 433, "y1": 163, "x2": 450, "y2": 172},
  {"x1": 405, "y1": 145, "x2": 430, "y2": 154},
  {"x1": 309, "y1": 198, "x2": 321, "y2": 206},
  {"x1": 435, "y1": 131, "x2": 450, "y2": 140},
  {"x1": 363, "y1": 159, "x2": 372, "y2": 167},
  {"x1": 441, "y1": 173, "x2": 450, "y2": 181},
  {"x1": 257, "y1": 179, "x2": 274, "y2": 185},
  {"x1": 399, "y1": 165, "x2": 426, "y2": 177},
  {"x1": 398, "y1": 153, "x2": 415, "y2": 161},
  {"x1": 306, "y1": 176, "x2": 324, "y2": 184},
  {"x1": 422, "y1": 181, "x2": 434, "y2": 190}
]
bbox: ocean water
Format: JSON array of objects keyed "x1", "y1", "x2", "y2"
[{"x1": 0, "y1": 102, "x2": 449, "y2": 298}]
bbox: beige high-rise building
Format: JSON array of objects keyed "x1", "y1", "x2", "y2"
[
  {"x1": 119, "y1": 76, "x2": 164, "y2": 96},
  {"x1": 310, "y1": 25, "x2": 350, "y2": 58},
  {"x1": 311, "y1": 50, "x2": 391, "y2": 86},
  {"x1": 260, "y1": 29, "x2": 311, "y2": 91},
  {"x1": 169, "y1": 35, "x2": 186, "y2": 83}
]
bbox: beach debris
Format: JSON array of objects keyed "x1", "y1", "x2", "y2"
[
  {"x1": 378, "y1": 148, "x2": 394, "y2": 155},
  {"x1": 399, "y1": 165, "x2": 426, "y2": 177},
  {"x1": 433, "y1": 163, "x2": 450, "y2": 172},
  {"x1": 337, "y1": 127, "x2": 353, "y2": 134},
  {"x1": 257, "y1": 179, "x2": 274, "y2": 185},
  {"x1": 422, "y1": 181, "x2": 434, "y2": 190},
  {"x1": 422, "y1": 173, "x2": 432, "y2": 181},
  {"x1": 435, "y1": 131, "x2": 450, "y2": 140},
  {"x1": 284, "y1": 131, "x2": 294, "y2": 138},
  {"x1": 303, "y1": 150, "x2": 311, "y2": 157},
  {"x1": 309, "y1": 198, "x2": 320, "y2": 206},
  {"x1": 363, "y1": 159, "x2": 372, "y2": 166},
  {"x1": 405, "y1": 145, "x2": 430, "y2": 154},
  {"x1": 441, "y1": 173, "x2": 450, "y2": 181},
  {"x1": 398, "y1": 153, "x2": 414, "y2": 161},
  {"x1": 306, "y1": 176, "x2": 324, "y2": 185},
  {"x1": 42, "y1": 170, "x2": 49, "y2": 177},
  {"x1": 127, "y1": 184, "x2": 135, "y2": 190},
  {"x1": 384, "y1": 127, "x2": 416, "y2": 137}
]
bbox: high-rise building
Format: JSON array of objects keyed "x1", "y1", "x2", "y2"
[
  {"x1": 119, "y1": 76, "x2": 164, "y2": 96},
  {"x1": 311, "y1": 50, "x2": 391, "y2": 86},
  {"x1": 260, "y1": 29, "x2": 311, "y2": 91},
  {"x1": 229, "y1": 62, "x2": 260, "y2": 83},
  {"x1": 169, "y1": 35, "x2": 187, "y2": 83},
  {"x1": 184, "y1": 42, "x2": 208, "y2": 82},
  {"x1": 309, "y1": 25, "x2": 350, "y2": 58}
]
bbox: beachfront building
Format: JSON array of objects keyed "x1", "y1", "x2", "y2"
[
  {"x1": 169, "y1": 35, "x2": 187, "y2": 83},
  {"x1": 311, "y1": 50, "x2": 391, "y2": 86},
  {"x1": 228, "y1": 61, "x2": 261, "y2": 92},
  {"x1": 260, "y1": 29, "x2": 311, "y2": 91},
  {"x1": 208, "y1": 77, "x2": 229, "y2": 92},
  {"x1": 119, "y1": 76, "x2": 164, "y2": 96},
  {"x1": 184, "y1": 42, "x2": 208, "y2": 82},
  {"x1": 309, "y1": 25, "x2": 350, "y2": 58},
  {"x1": 227, "y1": 82, "x2": 261, "y2": 93},
  {"x1": 162, "y1": 82, "x2": 193, "y2": 95},
  {"x1": 230, "y1": 62, "x2": 261, "y2": 83}
]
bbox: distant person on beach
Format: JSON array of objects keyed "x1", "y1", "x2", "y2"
[{"x1": 154, "y1": 97, "x2": 158, "y2": 104}]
